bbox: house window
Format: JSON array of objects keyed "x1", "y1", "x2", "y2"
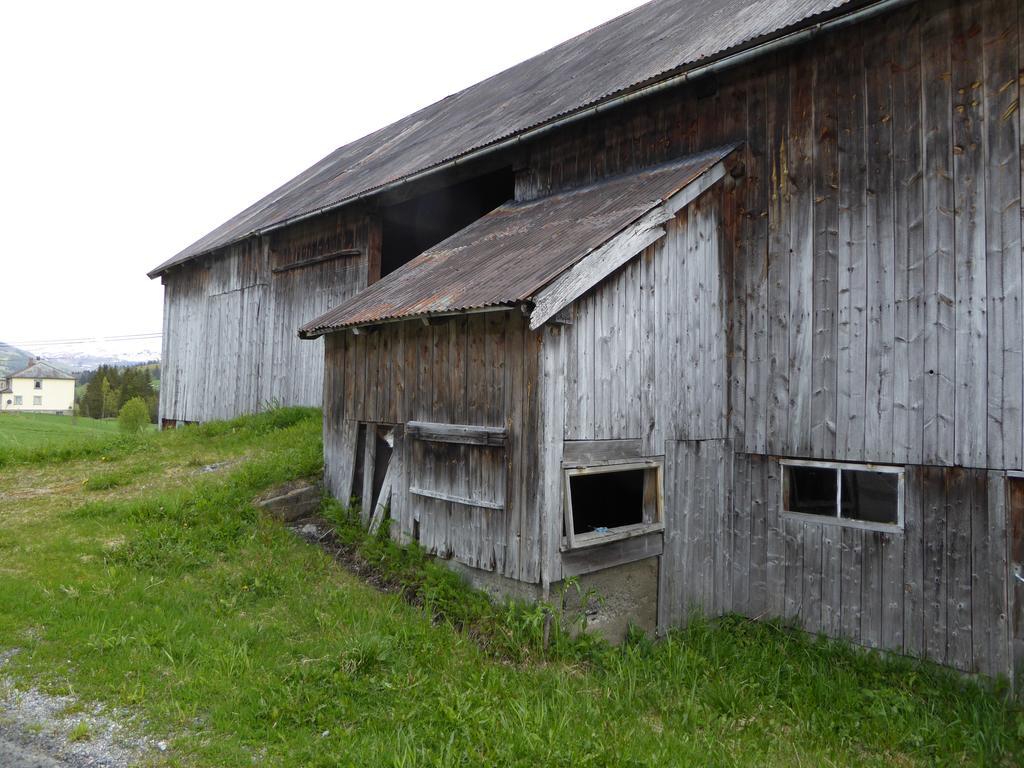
[
  {"x1": 563, "y1": 460, "x2": 663, "y2": 549},
  {"x1": 33, "y1": 396, "x2": 42, "y2": 406},
  {"x1": 14, "y1": 396, "x2": 22, "y2": 405},
  {"x1": 33, "y1": 380, "x2": 42, "y2": 390},
  {"x1": 781, "y1": 459, "x2": 903, "y2": 530}
]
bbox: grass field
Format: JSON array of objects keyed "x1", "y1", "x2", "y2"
[
  {"x1": 0, "y1": 412, "x2": 122, "y2": 450},
  {"x1": 0, "y1": 408, "x2": 1020, "y2": 766}
]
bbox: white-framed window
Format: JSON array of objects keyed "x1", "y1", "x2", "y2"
[
  {"x1": 562, "y1": 459, "x2": 664, "y2": 550},
  {"x1": 33, "y1": 380, "x2": 42, "y2": 390},
  {"x1": 32, "y1": 396, "x2": 42, "y2": 406},
  {"x1": 780, "y1": 459, "x2": 904, "y2": 532},
  {"x1": 13, "y1": 395, "x2": 23, "y2": 405}
]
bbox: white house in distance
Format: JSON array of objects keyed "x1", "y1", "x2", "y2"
[{"x1": 0, "y1": 360, "x2": 75, "y2": 414}]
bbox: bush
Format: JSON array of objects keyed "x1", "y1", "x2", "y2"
[{"x1": 118, "y1": 397, "x2": 151, "y2": 433}]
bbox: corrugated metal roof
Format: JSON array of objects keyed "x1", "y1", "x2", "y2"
[
  {"x1": 150, "y1": 0, "x2": 862, "y2": 277},
  {"x1": 300, "y1": 145, "x2": 733, "y2": 336},
  {"x1": 8, "y1": 361, "x2": 75, "y2": 381}
]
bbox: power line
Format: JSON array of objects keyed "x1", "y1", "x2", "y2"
[{"x1": 7, "y1": 333, "x2": 162, "y2": 348}]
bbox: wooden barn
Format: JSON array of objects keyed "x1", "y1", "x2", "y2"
[{"x1": 164, "y1": 0, "x2": 1023, "y2": 679}]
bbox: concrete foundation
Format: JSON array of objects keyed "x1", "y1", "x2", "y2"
[{"x1": 442, "y1": 556, "x2": 660, "y2": 645}]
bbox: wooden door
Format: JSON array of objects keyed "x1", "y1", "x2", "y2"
[{"x1": 1009, "y1": 478, "x2": 1024, "y2": 679}]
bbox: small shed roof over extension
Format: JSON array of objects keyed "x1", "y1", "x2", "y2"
[
  {"x1": 299, "y1": 145, "x2": 735, "y2": 337},
  {"x1": 150, "y1": 0, "x2": 870, "y2": 277}
]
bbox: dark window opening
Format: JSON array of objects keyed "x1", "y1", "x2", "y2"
[
  {"x1": 787, "y1": 465, "x2": 837, "y2": 516},
  {"x1": 380, "y1": 167, "x2": 513, "y2": 278},
  {"x1": 783, "y1": 462, "x2": 901, "y2": 528},
  {"x1": 563, "y1": 462, "x2": 663, "y2": 549},
  {"x1": 370, "y1": 426, "x2": 394, "y2": 510},
  {"x1": 33, "y1": 380, "x2": 42, "y2": 389},
  {"x1": 841, "y1": 469, "x2": 899, "y2": 524},
  {"x1": 569, "y1": 470, "x2": 646, "y2": 534}
]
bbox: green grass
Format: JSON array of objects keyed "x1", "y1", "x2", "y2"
[
  {"x1": 0, "y1": 412, "x2": 121, "y2": 450},
  {"x1": 0, "y1": 408, "x2": 1020, "y2": 767}
]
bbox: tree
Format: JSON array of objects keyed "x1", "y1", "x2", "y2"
[
  {"x1": 118, "y1": 397, "x2": 150, "y2": 433},
  {"x1": 100, "y1": 377, "x2": 117, "y2": 419}
]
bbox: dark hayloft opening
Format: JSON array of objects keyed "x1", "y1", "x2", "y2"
[
  {"x1": 569, "y1": 469, "x2": 646, "y2": 534},
  {"x1": 380, "y1": 167, "x2": 514, "y2": 278}
]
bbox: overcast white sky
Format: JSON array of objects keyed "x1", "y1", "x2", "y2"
[{"x1": 0, "y1": 0, "x2": 641, "y2": 354}]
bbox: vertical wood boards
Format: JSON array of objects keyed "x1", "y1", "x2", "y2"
[
  {"x1": 561, "y1": 191, "x2": 728, "y2": 446},
  {"x1": 160, "y1": 211, "x2": 374, "y2": 424},
  {"x1": 951, "y1": 2, "x2": 989, "y2": 470},
  {"x1": 659, "y1": 439, "x2": 732, "y2": 628},
  {"x1": 921, "y1": 3, "x2": 957, "y2": 466},
  {"x1": 810, "y1": 45, "x2": 840, "y2": 459}
]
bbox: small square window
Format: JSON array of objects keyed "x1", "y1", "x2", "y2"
[
  {"x1": 563, "y1": 460, "x2": 663, "y2": 549},
  {"x1": 32, "y1": 396, "x2": 42, "y2": 406},
  {"x1": 33, "y1": 380, "x2": 42, "y2": 390},
  {"x1": 782, "y1": 460, "x2": 902, "y2": 530},
  {"x1": 14, "y1": 395, "x2": 23, "y2": 406}
]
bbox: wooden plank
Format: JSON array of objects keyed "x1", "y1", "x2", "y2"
[
  {"x1": 748, "y1": 454, "x2": 769, "y2": 617},
  {"x1": 893, "y1": 18, "x2": 925, "y2": 465},
  {"x1": 561, "y1": 531, "x2": 663, "y2": 578},
  {"x1": 731, "y1": 452, "x2": 751, "y2": 614},
  {"x1": 270, "y1": 248, "x2": 361, "y2": 274},
  {"x1": 367, "y1": 457, "x2": 394, "y2": 536},
  {"x1": 985, "y1": 472, "x2": 1011, "y2": 678},
  {"x1": 836, "y1": 34, "x2": 868, "y2": 461},
  {"x1": 903, "y1": 466, "x2": 925, "y2": 658},
  {"x1": 840, "y1": 526, "x2": 863, "y2": 645},
  {"x1": 983, "y1": 0, "x2": 1023, "y2": 470},
  {"x1": 921, "y1": 4, "x2": 956, "y2": 466},
  {"x1": 529, "y1": 208, "x2": 670, "y2": 329},
  {"x1": 538, "y1": 325, "x2": 567, "y2": 587},
  {"x1": 880, "y1": 527, "x2": 904, "y2": 654},
  {"x1": 360, "y1": 429, "x2": 376, "y2": 525},
  {"x1": 1009, "y1": 478, "x2": 1024, "y2": 679},
  {"x1": 562, "y1": 439, "x2": 644, "y2": 465},
  {"x1": 860, "y1": 531, "x2": 883, "y2": 649},
  {"x1": 820, "y1": 508, "x2": 843, "y2": 637},
  {"x1": 408, "y1": 485, "x2": 504, "y2": 512},
  {"x1": 766, "y1": 58, "x2": 791, "y2": 455},
  {"x1": 745, "y1": 73, "x2": 770, "y2": 455},
  {"x1": 810, "y1": 44, "x2": 840, "y2": 459},
  {"x1": 765, "y1": 457, "x2": 786, "y2": 618},
  {"x1": 801, "y1": 522, "x2": 822, "y2": 635},
  {"x1": 783, "y1": 517, "x2": 802, "y2": 623},
  {"x1": 788, "y1": 51, "x2": 815, "y2": 456},
  {"x1": 951, "y1": 1, "x2": 989, "y2": 470},
  {"x1": 946, "y1": 467, "x2": 973, "y2": 671},
  {"x1": 863, "y1": 27, "x2": 897, "y2": 464},
  {"x1": 922, "y1": 464, "x2": 948, "y2": 664},
  {"x1": 406, "y1": 421, "x2": 508, "y2": 447},
  {"x1": 971, "y1": 469, "x2": 993, "y2": 674}
]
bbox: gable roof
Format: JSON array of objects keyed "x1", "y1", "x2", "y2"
[
  {"x1": 299, "y1": 145, "x2": 734, "y2": 337},
  {"x1": 7, "y1": 361, "x2": 75, "y2": 381},
  {"x1": 149, "y1": 0, "x2": 875, "y2": 278}
]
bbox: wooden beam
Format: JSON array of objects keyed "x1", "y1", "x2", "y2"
[
  {"x1": 367, "y1": 457, "x2": 394, "y2": 535},
  {"x1": 406, "y1": 420, "x2": 508, "y2": 447},
  {"x1": 408, "y1": 486, "x2": 504, "y2": 511},
  {"x1": 271, "y1": 248, "x2": 361, "y2": 274}
]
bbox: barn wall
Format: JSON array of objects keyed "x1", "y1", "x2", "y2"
[
  {"x1": 322, "y1": 312, "x2": 545, "y2": 583},
  {"x1": 159, "y1": 210, "x2": 376, "y2": 423},
  {"x1": 666, "y1": 451, "x2": 1014, "y2": 678},
  {"x1": 520, "y1": 0, "x2": 1024, "y2": 472},
  {"x1": 562, "y1": 189, "x2": 728, "y2": 452}
]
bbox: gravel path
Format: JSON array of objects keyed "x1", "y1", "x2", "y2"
[
  {"x1": 0, "y1": 651, "x2": 161, "y2": 767},
  {"x1": 0, "y1": 725, "x2": 69, "y2": 768}
]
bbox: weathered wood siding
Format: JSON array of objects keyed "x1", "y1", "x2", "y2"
[
  {"x1": 322, "y1": 312, "x2": 545, "y2": 583},
  {"x1": 159, "y1": 211, "x2": 375, "y2": 422},
  {"x1": 562, "y1": 190, "x2": 728, "y2": 451},
  {"x1": 691, "y1": 454, "x2": 1013, "y2": 678},
  {"x1": 520, "y1": 0, "x2": 1023, "y2": 472}
]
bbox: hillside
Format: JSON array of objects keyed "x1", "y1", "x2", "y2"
[
  {"x1": 0, "y1": 342, "x2": 31, "y2": 377},
  {"x1": 0, "y1": 408, "x2": 1019, "y2": 766}
]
